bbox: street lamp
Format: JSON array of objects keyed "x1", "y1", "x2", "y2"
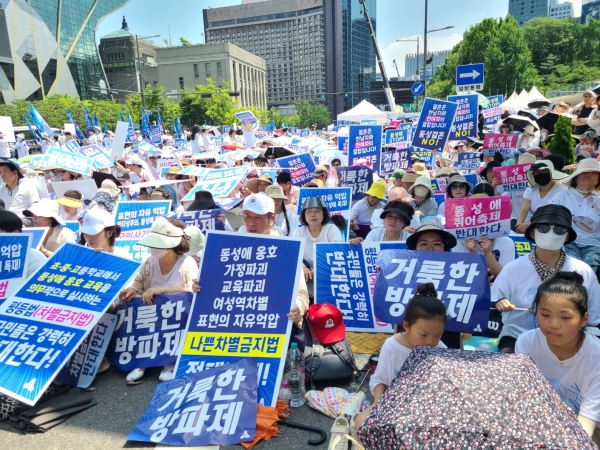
[{"x1": 134, "y1": 34, "x2": 160, "y2": 112}]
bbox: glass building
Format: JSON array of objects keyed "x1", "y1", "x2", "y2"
[
  {"x1": 0, "y1": 0, "x2": 128, "y2": 104},
  {"x1": 508, "y1": 0, "x2": 550, "y2": 26}
]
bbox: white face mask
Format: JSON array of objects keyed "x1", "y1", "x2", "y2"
[
  {"x1": 534, "y1": 229, "x2": 567, "y2": 251},
  {"x1": 414, "y1": 186, "x2": 429, "y2": 198},
  {"x1": 150, "y1": 248, "x2": 168, "y2": 258}
]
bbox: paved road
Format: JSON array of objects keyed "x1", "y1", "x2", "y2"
[{"x1": 0, "y1": 359, "x2": 373, "y2": 450}]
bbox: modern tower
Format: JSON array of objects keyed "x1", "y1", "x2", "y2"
[{"x1": 508, "y1": 0, "x2": 550, "y2": 26}]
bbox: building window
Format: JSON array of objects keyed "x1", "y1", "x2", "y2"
[
  {"x1": 217, "y1": 62, "x2": 222, "y2": 77},
  {"x1": 205, "y1": 63, "x2": 211, "y2": 77},
  {"x1": 179, "y1": 77, "x2": 184, "y2": 88},
  {"x1": 193, "y1": 64, "x2": 199, "y2": 78}
]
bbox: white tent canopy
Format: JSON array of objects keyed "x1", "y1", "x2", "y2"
[{"x1": 337, "y1": 100, "x2": 389, "y2": 124}]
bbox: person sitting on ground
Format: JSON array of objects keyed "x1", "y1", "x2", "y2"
[
  {"x1": 351, "y1": 201, "x2": 414, "y2": 244},
  {"x1": 56, "y1": 190, "x2": 83, "y2": 221},
  {"x1": 24, "y1": 198, "x2": 75, "y2": 257},
  {"x1": 350, "y1": 180, "x2": 387, "y2": 239},
  {"x1": 408, "y1": 176, "x2": 438, "y2": 218}
]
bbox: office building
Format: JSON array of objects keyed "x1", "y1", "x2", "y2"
[
  {"x1": 0, "y1": 0, "x2": 128, "y2": 104},
  {"x1": 509, "y1": 0, "x2": 550, "y2": 26},
  {"x1": 405, "y1": 49, "x2": 450, "y2": 82},
  {"x1": 548, "y1": 0, "x2": 574, "y2": 18},
  {"x1": 141, "y1": 43, "x2": 267, "y2": 109},
  {"x1": 203, "y1": 0, "x2": 345, "y2": 118},
  {"x1": 98, "y1": 17, "x2": 159, "y2": 103},
  {"x1": 581, "y1": 0, "x2": 600, "y2": 23}
]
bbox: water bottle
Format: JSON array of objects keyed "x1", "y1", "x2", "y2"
[
  {"x1": 277, "y1": 381, "x2": 292, "y2": 419},
  {"x1": 285, "y1": 342, "x2": 306, "y2": 407}
]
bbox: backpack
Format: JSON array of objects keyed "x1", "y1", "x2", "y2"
[{"x1": 303, "y1": 317, "x2": 360, "y2": 390}]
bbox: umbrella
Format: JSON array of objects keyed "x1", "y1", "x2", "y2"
[
  {"x1": 503, "y1": 114, "x2": 539, "y2": 131},
  {"x1": 527, "y1": 98, "x2": 550, "y2": 109},
  {"x1": 358, "y1": 347, "x2": 597, "y2": 449},
  {"x1": 91, "y1": 171, "x2": 122, "y2": 188},
  {"x1": 516, "y1": 109, "x2": 540, "y2": 121},
  {"x1": 263, "y1": 146, "x2": 295, "y2": 159},
  {"x1": 536, "y1": 112, "x2": 560, "y2": 134},
  {"x1": 460, "y1": 91, "x2": 490, "y2": 108}
]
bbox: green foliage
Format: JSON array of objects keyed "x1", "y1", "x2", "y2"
[
  {"x1": 179, "y1": 78, "x2": 236, "y2": 127},
  {"x1": 126, "y1": 85, "x2": 180, "y2": 126},
  {"x1": 179, "y1": 37, "x2": 192, "y2": 47},
  {"x1": 546, "y1": 115, "x2": 575, "y2": 165},
  {"x1": 289, "y1": 99, "x2": 331, "y2": 129}
]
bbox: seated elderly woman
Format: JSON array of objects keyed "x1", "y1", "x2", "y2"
[
  {"x1": 350, "y1": 180, "x2": 387, "y2": 239},
  {"x1": 351, "y1": 201, "x2": 415, "y2": 244}
]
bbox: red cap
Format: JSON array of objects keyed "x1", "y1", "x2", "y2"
[{"x1": 306, "y1": 303, "x2": 346, "y2": 345}]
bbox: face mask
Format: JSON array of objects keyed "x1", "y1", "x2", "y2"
[
  {"x1": 150, "y1": 248, "x2": 168, "y2": 258},
  {"x1": 534, "y1": 229, "x2": 567, "y2": 251},
  {"x1": 533, "y1": 172, "x2": 552, "y2": 187},
  {"x1": 414, "y1": 186, "x2": 429, "y2": 198}
]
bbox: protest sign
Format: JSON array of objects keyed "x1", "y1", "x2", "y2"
[
  {"x1": 492, "y1": 163, "x2": 532, "y2": 187},
  {"x1": 0, "y1": 242, "x2": 139, "y2": 405},
  {"x1": 411, "y1": 97, "x2": 458, "y2": 152},
  {"x1": 114, "y1": 200, "x2": 172, "y2": 239},
  {"x1": 384, "y1": 123, "x2": 412, "y2": 149},
  {"x1": 361, "y1": 119, "x2": 378, "y2": 125},
  {"x1": 336, "y1": 166, "x2": 373, "y2": 201},
  {"x1": 483, "y1": 133, "x2": 518, "y2": 151},
  {"x1": 0, "y1": 116, "x2": 15, "y2": 143},
  {"x1": 445, "y1": 196, "x2": 511, "y2": 240},
  {"x1": 150, "y1": 126, "x2": 161, "y2": 145},
  {"x1": 432, "y1": 174, "x2": 477, "y2": 194},
  {"x1": 112, "y1": 121, "x2": 129, "y2": 159},
  {"x1": 300, "y1": 129, "x2": 310, "y2": 138},
  {"x1": 433, "y1": 193, "x2": 446, "y2": 207},
  {"x1": 175, "y1": 231, "x2": 304, "y2": 407},
  {"x1": 484, "y1": 95, "x2": 504, "y2": 126},
  {"x1": 348, "y1": 125, "x2": 383, "y2": 173},
  {"x1": 234, "y1": 111, "x2": 257, "y2": 125},
  {"x1": 295, "y1": 188, "x2": 351, "y2": 241},
  {"x1": 275, "y1": 153, "x2": 316, "y2": 186},
  {"x1": 178, "y1": 166, "x2": 207, "y2": 177},
  {"x1": 510, "y1": 235, "x2": 535, "y2": 259},
  {"x1": 108, "y1": 293, "x2": 192, "y2": 371},
  {"x1": 64, "y1": 139, "x2": 80, "y2": 153},
  {"x1": 128, "y1": 358, "x2": 257, "y2": 446},
  {"x1": 173, "y1": 138, "x2": 185, "y2": 148},
  {"x1": 51, "y1": 179, "x2": 99, "y2": 206},
  {"x1": 0, "y1": 234, "x2": 31, "y2": 301},
  {"x1": 374, "y1": 249, "x2": 491, "y2": 333},
  {"x1": 21, "y1": 228, "x2": 48, "y2": 251},
  {"x1": 456, "y1": 152, "x2": 480, "y2": 171},
  {"x1": 167, "y1": 210, "x2": 225, "y2": 233},
  {"x1": 114, "y1": 239, "x2": 150, "y2": 262},
  {"x1": 410, "y1": 147, "x2": 434, "y2": 166},
  {"x1": 55, "y1": 313, "x2": 116, "y2": 388},
  {"x1": 381, "y1": 149, "x2": 412, "y2": 173},
  {"x1": 183, "y1": 166, "x2": 248, "y2": 201},
  {"x1": 338, "y1": 136, "x2": 348, "y2": 152},
  {"x1": 156, "y1": 158, "x2": 176, "y2": 173},
  {"x1": 43, "y1": 147, "x2": 94, "y2": 176},
  {"x1": 447, "y1": 94, "x2": 478, "y2": 139},
  {"x1": 74, "y1": 144, "x2": 112, "y2": 169},
  {"x1": 223, "y1": 126, "x2": 231, "y2": 134}
]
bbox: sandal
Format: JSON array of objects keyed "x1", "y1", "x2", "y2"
[{"x1": 328, "y1": 416, "x2": 350, "y2": 450}]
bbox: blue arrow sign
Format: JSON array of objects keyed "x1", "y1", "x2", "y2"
[
  {"x1": 456, "y1": 63, "x2": 484, "y2": 93},
  {"x1": 411, "y1": 82, "x2": 425, "y2": 96}
]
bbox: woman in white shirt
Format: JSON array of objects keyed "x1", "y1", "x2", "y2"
[
  {"x1": 24, "y1": 198, "x2": 75, "y2": 257},
  {"x1": 586, "y1": 95, "x2": 600, "y2": 136},
  {"x1": 351, "y1": 201, "x2": 414, "y2": 244},
  {"x1": 190, "y1": 125, "x2": 204, "y2": 154},
  {"x1": 78, "y1": 207, "x2": 132, "y2": 259},
  {"x1": 266, "y1": 184, "x2": 299, "y2": 236}
]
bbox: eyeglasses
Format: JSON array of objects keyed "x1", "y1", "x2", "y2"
[
  {"x1": 451, "y1": 184, "x2": 468, "y2": 190},
  {"x1": 205, "y1": 159, "x2": 216, "y2": 164},
  {"x1": 384, "y1": 214, "x2": 404, "y2": 222},
  {"x1": 535, "y1": 224, "x2": 568, "y2": 236}
]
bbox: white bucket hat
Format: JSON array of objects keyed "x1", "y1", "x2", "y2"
[
  {"x1": 137, "y1": 217, "x2": 184, "y2": 249},
  {"x1": 526, "y1": 160, "x2": 567, "y2": 187},
  {"x1": 184, "y1": 226, "x2": 205, "y2": 254},
  {"x1": 79, "y1": 208, "x2": 115, "y2": 235},
  {"x1": 24, "y1": 198, "x2": 65, "y2": 225},
  {"x1": 560, "y1": 158, "x2": 600, "y2": 185},
  {"x1": 408, "y1": 175, "x2": 434, "y2": 196}
]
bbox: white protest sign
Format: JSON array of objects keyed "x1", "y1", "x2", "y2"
[
  {"x1": 63, "y1": 123, "x2": 76, "y2": 135},
  {"x1": 0, "y1": 116, "x2": 15, "y2": 143},
  {"x1": 112, "y1": 121, "x2": 129, "y2": 159},
  {"x1": 51, "y1": 179, "x2": 99, "y2": 202},
  {"x1": 43, "y1": 147, "x2": 94, "y2": 175},
  {"x1": 32, "y1": 177, "x2": 49, "y2": 199}
]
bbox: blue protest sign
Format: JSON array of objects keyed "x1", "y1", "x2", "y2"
[
  {"x1": 374, "y1": 250, "x2": 491, "y2": 333},
  {"x1": 43, "y1": 147, "x2": 94, "y2": 176},
  {"x1": 381, "y1": 149, "x2": 412, "y2": 173},
  {"x1": 128, "y1": 358, "x2": 257, "y2": 446},
  {"x1": 411, "y1": 82, "x2": 425, "y2": 96},
  {"x1": 174, "y1": 138, "x2": 185, "y2": 148},
  {"x1": 108, "y1": 293, "x2": 192, "y2": 371},
  {"x1": 114, "y1": 200, "x2": 172, "y2": 239},
  {"x1": 201, "y1": 166, "x2": 248, "y2": 183},
  {"x1": 21, "y1": 227, "x2": 48, "y2": 251},
  {"x1": 360, "y1": 119, "x2": 378, "y2": 125},
  {"x1": 64, "y1": 139, "x2": 80, "y2": 153},
  {"x1": 150, "y1": 126, "x2": 162, "y2": 145},
  {"x1": 510, "y1": 235, "x2": 535, "y2": 259},
  {"x1": 114, "y1": 239, "x2": 150, "y2": 262},
  {"x1": 433, "y1": 193, "x2": 446, "y2": 207},
  {"x1": 484, "y1": 95, "x2": 504, "y2": 126},
  {"x1": 74, "y1": 144, "x2": 113, "y2": 169},
  {"x1": 410, "y1": 147, "x2": 434, "y2": 166},
  {"x1": 300, "y1": 129, "x2": 310, "y2": 138},
  {"x1": 456, "y1": 63, "x2": 484, "y2": 92},
  {"x1": 184, "y1": 179, "x2": 241, "y2": 201},
  {"x1": 447, "y1": 94, "x2": 478, "y2": 139},
  {"x1": 296, "y1": 188, "x2": 351, "y2": 241},
  {"x1": 234, "y1": 111, "x2": 257, "y2": 125},
  {"x1": 384, "y1": 124, "x2": 412, "y2": 149},
  {"x1": 348, "y1": 125, "x2": 383, "y2": 173},
  {"x1": 223, "y1": 126, "x2": 231, "y2": 134},
  {"x1": 0, "y1": 234, "x2": 31, "y2": 300},
  {"x1": 55, "y1": 313, "x2": 116, "y2": 388},
  {"x1": 175, "y1": 231, "x2": 304, "y2": 407},
  {"x1": 336, "y1": 166, "x2": 373, "y2": 201},
  {"x1": 338, "y1": 136, "x2": 348, "y2": 152},
  {"x1": 275, "y1": 153, "x2": 316, "y2": 186},
  {"x1": 167, "y1": 210, "x2": 225, "y2": 233},
  {"x1": 456, "y1": 152, "x2": 481, "y2": 171},
  {"x1": 0, "y1": 243, "x2": 140, "y2": 405},
  {"x1": 410, "y1": 98, "x2": 458, "y2": 153}
]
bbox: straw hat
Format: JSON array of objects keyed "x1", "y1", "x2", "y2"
[
  {"x1": 401, "y1": 172, "x2": 419, "y2": 184},
  {"x1": 560, "y1": 158, "x2": 600, "y2": 185},
  {"x1": 247, "y1": 174, "x2": 273, "y2": 193},
  {"x1": 137, "y1": 217, "x2": 184, "y2": 249},
  {"x1": 304, "y1": 179, "x2": 325, "y2": 188},
  {"x1": 412, "y1": 162, "x2": 428, "y2": 177}
]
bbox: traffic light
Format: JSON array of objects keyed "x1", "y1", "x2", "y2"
[
  {"x1": 320, "y1": 94, "x2": 326, "y2": 98},
  {"x1": 339, "y1": 93, "x2": 349, "y2": 97}
]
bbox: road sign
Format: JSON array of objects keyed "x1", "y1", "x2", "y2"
[
  {"x1": 411, "y1": 82, "x2": 425, "y2": 96},
  {"x1": 456, "y1": 63, "x2": 484, "y2": 93}
]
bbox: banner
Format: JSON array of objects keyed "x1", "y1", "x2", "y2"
[
  {"x1": 492, "y1": 163, "x2": 532, "y2": 186},
  {"x1": 114, "y1": 200, "x2": 172, "y2": 239},
  {"x1": 64, "y1": 139, "x2": 80, "y2": 153},
  {"x1": 234, "y1": 111, "x2": 257, "y2": 125},
  {"x1": 384, "y1": 124, "x2": 412, "y2": 149},
  {"x1": 21, "y1": 228, "x2": 48, "y2": 251},
  {"x1": 55, "y1": 313, "x2": 116, "y2": 388},
  {"x1": 348, "y1": 125, "x2": 383, "y2": 173},
  {"x1": 108, "y1": 293, "x2": 192, "y2": 371},
  {"x1": 295, "y1": 187, "x2": 352, "y2": 241},
  {"x1": 510, "y1": 235, "x2": 535, "y2": 259},
  {"x1": 0, "y1": 243, "x2": 139, "y2": 405},
  {"x1": 484, "y1": 95, "x2": 504, "y2": 125},
  {"x1": 275, "y1": 153, "x2": 316, "y2": 187},
  {"x1": 374, "y1": 250, "x2": 491, "y2": 333},
  {"x1": 183, "y1": 167, "x2": 248, "y2": 201},
  {"x1": 74, "y1": 144, "x2": 112, "y2": 169},
  {"x1": 128, "y1": 358, "x2": 257, "y2": 446},
  {"x1": 411, "y1": 97, "x2": 458, "y2": 153},
  {"x1": 410, "y1": 147, "x2": 434, "y2": 166},
  {"x1": 43, "y1": 147, "x2": 94, "y2": 176},
  {"x1": 456, "y1": 152, "x2": 480, "y2": 171},
  {"x1": 0, "y1": 234, "x2": 31, "y2": 301},
  {"x1": 447, "y1": 94, "x2": 478, "y2": 139},
  {"x1": 299, "y1": 129, "x2": 310, "y2": 138},
  {"x1": 483, "y1": 133, "x2": 518, "y2": 150},
  {"x1": 445, "y1": 196, "x2": 511, "y2": 240},
  {"x1": 336, "y1": 166, "x2": 373, "y2": 201},
  {"x1": 150, "y1": 125, "x2": 162, "y2": 145},
  {"x1": 175, "y1": 231, "x2": 304, "y2": 407},
  {"x1": 338, "y1": 136, "x2": 348, "y2": 152},
  {"x1": 167, "y1": 210, "x2": 225, "y2": 233},
  {"x1": 381, "y1": 149, "x2": 412, "y2": 173},
  {"x1": 114, "y1": 239, "x2": 151, "y2": 263}
]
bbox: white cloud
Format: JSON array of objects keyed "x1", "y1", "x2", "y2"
[{"x1": 381, "y1": 32, "x2": 463, "y2": 78}]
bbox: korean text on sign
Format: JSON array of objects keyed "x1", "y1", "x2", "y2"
[
  {"x1": 456, "y1": 152, "x2": 480, "y2": 171},
  {"x1": 484, "y1": 95, "x2": 504, "y2": 125},
  {"x1": 43, "y1": 146, "x2": 94, "y2": 175},
  {"x1": 167, "y1": 210, "x2": 225, "y2": 234},
  {"x1": 385, "y1": 124, "x2": 412, "y2": 149},
  {"x1": 492, "y1": 163, "x2": 532, "y2": 186},
  {"x1": 447, "y1": 94, "x2": 478, "y2": 139},
  {"x1": 114, "y1": 200, "x2": 172, "y2": 239},
  {"x1": 444, "y1": 196, "x2": 512, "y2": 240},
  {"x1": 0, "y1": 234, "x2": 31, "y2": 300},
  {"x1": 348, "y1": 124, "x2": 383, "y2": 173},
  {"x1": 296, "y1": 188, "x2": 352, "y2": 241},
  {"x1": 381, "y1": 149, "x2": 412, "y2": 173},
  {"x1": 336, "y1": 166, "x2": 374, "y2": 201},
  {"x1": 411, "y1": 97, "x2": 458, "y2": 152},
  {"x1": 483, "y1": 133, "x2": 518, "y2": 150},
  {"x1": 275, "y1": 153, "x2": 317, "y2": 187}
]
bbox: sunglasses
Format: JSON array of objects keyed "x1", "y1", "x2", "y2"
[
  {"x1": 450, "y1": 184, "x2": 468, "y2": 190},
  {"x1": 535, "y1": 224, "x2": 568, "y2": 236}
]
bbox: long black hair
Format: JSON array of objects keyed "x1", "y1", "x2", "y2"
[
  {"x1": 190, "y1": 124, "x2": 201, "y2": 142},
  {"x1": 280, "y1": 205, "x2": 291, "y2": 236}
]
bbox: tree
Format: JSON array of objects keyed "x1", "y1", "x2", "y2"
[
  {"x1": 546, "y1": 115, "x2": 575, "y2": 166},
  {"x1": 179, "y1": 79, "x2": 236, "y2": 126},
  {"x1": 126, "y1": 85, "x2": 180, "y2": 126},
  {"x1": 162, "y1": 38, "x2": 169, "y2": 47},
  {"x1": 290, "y1": 99, "x2": 330, "y2": 128},
  {"x1": 179, "y1": 37, "x2": 192, "y2": 47}
]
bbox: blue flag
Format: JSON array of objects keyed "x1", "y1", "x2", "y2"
[
  {"x1": 83, "y1": 105, "x2": 94, "y2": 135},
  {"x1": 29, "y1": 103, "x2": 53, "y2": 137},
  {"x1": 23, "y1": 115, "x2": 41, "y2": 141},
  {"x1": 65, "y1": 109, "x2": 85, "y2": 140},
  {"x1": 156, "y1": 110, "x2": 164, "y2": 133},
  {"x1": 103, "y1": 122, "x2": 108, "y2": 134},
  {"x1": 176, "y1": 116, "x2": 182, "y2": 138},
  {"x1": 127, "y1": 112, "x2": 136, "y2": 143},
  {"x1": 94, "y1": 112, "x2": 100, "y2": 129},
  {"x1": 120, "y1": 111, "x2": 125, "y2": 123},
  {"x1": 141, "y1": 108, "x2": 149, "y2": 139}
]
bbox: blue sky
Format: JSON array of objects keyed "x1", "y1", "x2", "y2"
[{"x1": 97, "y1": 0, "x2": 582, "y2": 76}]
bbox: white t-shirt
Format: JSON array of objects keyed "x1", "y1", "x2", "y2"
[
  {"x1": 369, "y1": 335, "x2": 446, "y2": 395},
  {"x1": 45, "y1": 226, "x2": 76, "y2": 252},
  {"x1": 0, "y1": 138, "x2": 9, "y2": 158},
  {"x1": 87, "y1": 134, "x2": 98, "y2": 145},
  {"x1": 27, "y1": 248, "x2": 47, "y2": 277},
  {"x1": 515, "y1": 328, "x2": 600, "y2": 422},
  {"x1": 523, "y1": 183, "x2": 566, "y2": 216},
  {"x1": 453, "y1": 236, "x2": 516, "y2": 269},
  {"x1": 364, "y1": 227, "x2": 410, "y2": 243},
  {"x1": 0, "y1": 179, "x2": 40, "y2": 217},
  {"x1": 491, "y1": 254, "x2": 600, "y2": 339},
  {"x1": 550, "y1": 189, "x2": 600, "y2": 248},
  {"x1": 292, "y1": 223, "x2": 343, "y2": 269},
  {"x1": 370, "y1": 209, "x2": 421, "y2": 230},
  {"x1": 274, "y1": 207, "x2": 300, "y2": 236},
  {"x1": 149, "y1": 255, "x2": 197, "y2": 290}
]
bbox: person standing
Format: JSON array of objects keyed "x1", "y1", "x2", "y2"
[
  {"x1": 572, "y1": 90, "x2": 597, "y2": 136},
  {"x1": 14, "y1": 134, "x2": 29, "y2": 159},
  {"x1": 37, "y1": 132, "x2": 52, "y2": 155},
  {"x1": 0, "y1": 132, "x2": 9, "y2": 158},
  {"x1": 86, "y1": 128, "x2": 98, "y2": 145}
]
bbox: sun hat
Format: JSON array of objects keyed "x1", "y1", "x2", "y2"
[
  {"x1": 524, "y1": 204, "x2": 576, "y2": 245},
  {"x1": 265, "y1": 184, "x2": 288, "y2": 200},
  {"x1": 518, "y1": 153, "x2": 536, "y2": 164},
  {"x1": 412, "y1": 162, "x2": 428, "y2": 177},
  {"x1": 408, "y1": 176, "x2": 434, "y2": 196},
  {"x1": 526, "y1": 148, "x2": 551, "y2": 158},
  {"x1": 306, "y1": 303, "x2": 346, "y2": 345},
  {"x1": 243, "y1": 193, "x2": 275, "y2": 215},
  {"x1": 23, "y1": 198, "x2": 65, "y2": 225},
  {"x1": 0, "y1": 158, "x2": 23, "y2": 179},
  {"x1": 582, "y1": 129, "x2": 598, "y2": 140},
  {"x1": 247, "y1": 173, "x2": 273, "y2": 194},
  {"x1": 526, "y1": 160, "x2": 567, "y2": 187},
  {"x1": 365, "y1": 180, "x2": 387, "y2": 200},
  {"x1": 302, "y1": 196, "x2": 326, "y2": 210},
  {"x1": 560, "y1": 158, "x2": 600, "y2": 185},
  {"x1": 187, "y1": 190, "x2": 218, "y2": 211},
  {"x1": 583, "y1": 90, "x2": 597, "y2": 98},
  {"x1": 56, "y1": 190, "x2": 83, "y2": 208},
  {"x1": 166, "y1": 166, "x2": 180, "y2": 175},
  {"x1": 184, "y1": 226, "x2": 205, "y2": 254},
  {"x1": 401, "y1": 172, "x2": 419, "y2": 184},
  {"x1": 436, "y1": 168, "x2": 454, "y2": 178},
  {"x1": 137, "y1": 217, "x2": 184, "y2": 249},
  {"x1": 480, "y1": 161, "x2": 502, "y2": 180},
  {"x1": 379, "y1": 202, "x2": 413, "y2": 223},
  {"x1": 523, "y1": 124, "x2": 536, "y2": 134},
  {"x1": 99, "y1": 180, "x2": 121, "y2": 199},
  {"x1": 304, "y1": 179, "x2": 325, "y2": 188},
  {"x1": 391, "y1": 169, "x2": 405, "y2": 180},
  {"x1": 79, "y1": 208, "x2": 115, "y2": 235},
  {"x1": 445, "y1": 175, "x2": 474, "y2": 196},
  {"x1": 313, "y1": 166, "x2": 328, "y2": 177},
  {"x1": 83, "y1": 191, "x2": 116, "y2": 213},
  {"x1": 128, "y1": 155, "x2": 143, "y2": 166},
  {"x1": 405, "y1": 224, "x2": 457, "y2": 251}
]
